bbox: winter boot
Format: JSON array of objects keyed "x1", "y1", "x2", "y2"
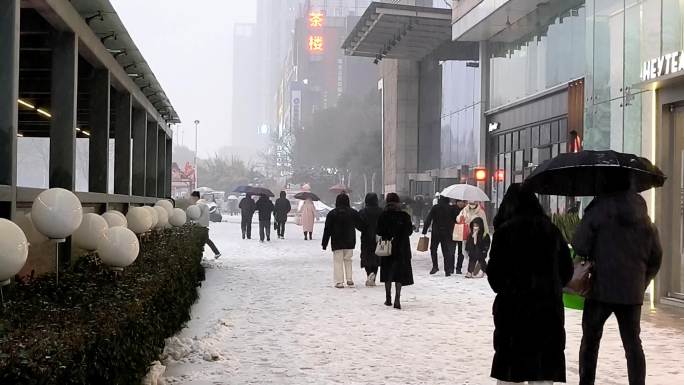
[
  {"x1": 384, "y1": 282, "x2": 392, "y2": 306},
  {"x1": 429, "y1": 267, "x2": 439, "y2": 275},
  {"x1": 304, "y1": 232, "x2": 308, "y2": 240}
]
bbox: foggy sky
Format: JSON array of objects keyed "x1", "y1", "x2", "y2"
[{"x1": 110, "y1": 0, "x2": 257, "y2": 157}]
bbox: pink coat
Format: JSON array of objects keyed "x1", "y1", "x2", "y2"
[{"x1": 300, "y1": 201, "x2": 316, "y2": 232}]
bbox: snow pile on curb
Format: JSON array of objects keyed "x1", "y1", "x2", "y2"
[
  {"x1": 141, "y1": 361, "x2": 166, "y2": 385},
  {"x1": 161, "y1": 318, "x2": 233, "y2": 364}
]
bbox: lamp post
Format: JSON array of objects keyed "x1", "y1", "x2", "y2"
[{"x1": 193, "y1": 119, "x2": 199, "y2": 190}]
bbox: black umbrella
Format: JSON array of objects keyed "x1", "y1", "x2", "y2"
[
  {"x1": 294, "y1": 192, "x2": 320, "y2": 201},
  {"x1": 233, "y1": 186, "x2": 274, "y2": 197},
  {"x1": 524, "y1": 150, "x2": 666, "y2": 196}
]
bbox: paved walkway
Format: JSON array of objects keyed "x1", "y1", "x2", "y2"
[{"x1": 160, "y1": 220, "x2": 684, "y2": 385}]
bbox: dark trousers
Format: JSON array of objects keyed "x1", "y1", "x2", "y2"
[
  {"x1": 580, "y1": 299, "x2": 645, "y2": 385},
  {"x1": 259, "y1": 220, "x2": 271, "y2": 241},
  {"x1": 275, "y1": 220, "x2": 286, "y2": 237},
  {"x1": 205, "y1": 237, "x2": 220, "y2": 255},
  {"x1": 365, "y1": 265, "x2": 378, "y2": 276},
  {"x1": 241, "y1": 214, "x2": 253, "y2": 239},
  {"x1": 454, "y1": 241, "x2": 465, "y2": 271},
  {"x1": 467, "y1": 251, "x2": 487, "y2": 273},
  {"x1": 430, "y1": 236, "x2": 454, "y2": 273}
]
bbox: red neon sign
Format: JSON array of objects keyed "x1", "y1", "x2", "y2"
[
  {"x1": 309, "y1": 12, "x2": 324, "y2": 28},
  {"x1": 494, "y1": 169, "x2": 505, "y2": 182},
  {"x1": 308, "y1": 35, "x2": 324, "y2": 52}
]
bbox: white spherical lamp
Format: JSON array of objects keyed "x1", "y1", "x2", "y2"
[
  {"x1": 31, "y1": 188, "x2": 83, "y2": 240},
  {"x1": 126, "y1": 207, "x2": 152, "y2": 234},
  {"x1": 153, "y1": 206, "x2": 169, "y2": 229},
  {"x1": 102, "y1": 211, "x2": 127, "y2": 228},
  {"x1": 169, "y1": 208, "x2": 187, "y2": 227},
  {"x1": 155, "y1": 200, "x2": 174, "y2": 217},
  {"x1": 72, "y1": 213, "x2": 109, "y2": 251},
  {"x1": 0, "y1": 219, "x2": 29, "y2": 286},
  {"x1": 144, "y1": 206, "x2": 158, "y2": 229},
  {"x1": 97, "y1": 226, "x2": 140, "y2": 271},
  {"x1": 14, "y1": 212, "x2": 49, "y2": 246},
  {"x1": 186, "y1": 205, "x2": 201, "y2": 221}
]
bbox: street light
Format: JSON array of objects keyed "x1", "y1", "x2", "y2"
[{"x1": 194, "y1": 120, "x2": 199, "y2": 190}]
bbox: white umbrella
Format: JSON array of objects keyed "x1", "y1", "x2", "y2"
[{"x1": 441, "y1": 184, "x2": 490, "y2": 202}]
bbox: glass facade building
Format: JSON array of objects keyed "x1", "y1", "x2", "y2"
[{"x1": 489, "y1": 5, "x2": 586, "y2": 109}]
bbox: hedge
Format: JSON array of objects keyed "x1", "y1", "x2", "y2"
[{"x1": 0, "y1": 225, "x2": 208, "y2": 385}]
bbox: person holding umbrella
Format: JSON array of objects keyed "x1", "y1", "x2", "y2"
[
  {"x1": 524, "y1": 150, "x2": 667, "y2": 385},
  {"x1": 274, "y1": 191, "x2": 291, "y2": 239},
  {"x1": 296, "y1": 191, "x2": 319, "y2": 240},
  {"x1": 239, "y1": 193, "x2": 256, "y2": 240}
]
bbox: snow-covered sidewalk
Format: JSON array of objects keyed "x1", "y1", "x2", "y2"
[{"x1": 160, "y1": 220, "x2": 684, "y2": 385}]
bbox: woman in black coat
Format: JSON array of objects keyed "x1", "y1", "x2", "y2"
[
  {"x1": 359, "y1": 193, "x2": 383, "y2": 287},
  {"x1": 487, "y1": 184, "x2": 573, "y2": 384},
  {"x1": 376, "y1": 193, "x2": 414, "y2": 310}
]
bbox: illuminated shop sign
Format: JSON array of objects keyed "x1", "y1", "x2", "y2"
[
  {"x1": 308, "y1": 11, "x2": 324, "y2": 53},
  {"x1": 641, "y1": 51, "x2": 684, "y2": 81},
  {"x1": 309, "y1": 12, "x2": 323, "y2": 28}
]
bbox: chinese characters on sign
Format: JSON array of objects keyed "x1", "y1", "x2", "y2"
[
  {"x1": 309, "y1": 36, "x2": 324, "y2": 52},
  {"x1": 309, "y1": 12, "x2": 323, "y2": 28},
  {"x1": 308, "y1": 11, "x2": 324, "y2": 53}
]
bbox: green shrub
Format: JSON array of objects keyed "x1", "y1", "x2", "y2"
[
  {"x1": 0, "y1": 225, "x2": 208, "y2": 385},
  {"x1": 552, "y1": 212, "x2": 580, "y2": 244}
]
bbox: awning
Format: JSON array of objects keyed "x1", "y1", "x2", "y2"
[
  {"x1": 452, "y1": 0, "x2": 584, "y2": 43},
  {"x1": 69, "y1": 0, "x2": 180, "y2": 123},
  {"x1": 342, "y1": 2, "x2": 453, "y2": 61}
]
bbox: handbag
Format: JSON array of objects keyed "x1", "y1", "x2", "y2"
[
  {"x1": 417, "y1": 236, "x2": 429, "y2": 252},
  {"x1": 452, "y1": 218, "x2": 469, "y2": 242},
  {"x1": 566, "y1": 259, "x2": 593, "y2": 296},
  {"x1": 375, "y1": 238, "x2": 393, "y2": 257}
]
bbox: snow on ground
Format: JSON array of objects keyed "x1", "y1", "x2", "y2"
[{"x1": 160, "y1": 219, "x2": 684, "y2": 385}]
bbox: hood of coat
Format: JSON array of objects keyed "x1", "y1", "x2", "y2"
[
  {"x1": 336, "y1": 193, "x2": 351, "y2": 208},
  {"x1": 586, "y1": 191, "x2": 649, "y2": 225},
  {"x1": 257, "y1": 195, "x2": 270, "y2": 203},
  {"x1": 279, "y1": 191, "x2": 287, "y2": 198},
  {"x1": 438, "y1": 195, "x2": 450, "y2": 206},
  {"x1": 364, "y1": 193, "x2": 379, "y2": 207}
]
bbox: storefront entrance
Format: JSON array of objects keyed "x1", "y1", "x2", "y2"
[{"x1": 665, "y1": 106, "x2": 684, "y2": 299}]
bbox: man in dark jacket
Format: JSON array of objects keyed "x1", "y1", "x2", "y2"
[
  {"x1": 423, "y1": 195, "x2": 457, "y2": 276},
  {"x1": 239, "y1": 194, "x2": 256, "y2": 239},
  {"x1": 572, "y1": 192, "x2": 662, "y2": 385},
  {"x1": 322, "y1": 193, "x2": 362, "y2": 288},
  {"x1": 273, "y1": 191, "x2": 292, "y2": 239},
  {"x1": 359, "y1": 193, "x2": 383, "y2": 286},
  {"x1": 255, "y1": 195, "x2": 275, "y2": 242}
]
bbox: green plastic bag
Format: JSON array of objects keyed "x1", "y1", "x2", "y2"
[{"x1": 563, "y1": 292, "x2": 585, "y2": 310}]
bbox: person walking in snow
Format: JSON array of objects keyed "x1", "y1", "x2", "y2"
[
  {"x1": 487, "y1": 184, "x2": 574, "y2": 385},
  {"x1": 274, "y1": 191, "x2": 291, "y2": 239},
  {"x1": 464, "y1": 217, "x2": 490, "y2": 278},
  {"x1": 190, "y1": 191, "x2": 221, "y2": 258},
  {"x1": 299, "y1": 198, "x2": 317, "y2": 240},
  {"x1": 572, "y1": 191, "x2": 662, "y2": 385},
  {"x1": 256, "y1": 195, "x2": 275, "y2": 242},
  {"x1": 322, "y1": 193, "x2": 362, "y2": 288},
  {"x1": 377, "y1": 193, "x2": 414, "y2": 309},
  {"x1": 359, "y1": 193, "x2": 383, "y2": 286},
  {"x1": 422, "y1": 195, "x2": 457, "y2": 276},
  {"x1": 239, "y1": 193, "x2": 256, "y2": 239}
]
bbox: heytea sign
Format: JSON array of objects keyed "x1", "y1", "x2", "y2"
[{"x1": 641, "y1": 51, "x2": 684, "y2": 81}]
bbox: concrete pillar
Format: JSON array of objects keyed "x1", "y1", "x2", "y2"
[
  {"x1": 88, "y1": 69, "x2": 110, "y2": 193},
  {"x1": 114, "y1": 91, "x2": 132, "y2": 195},
  {"x1": 145, "y1": 121, "x2": 158, "y2": 197},
  {"x1": 165, "y1": 137, "x2": 172, "y2": 197},
  {"x1": 0, "y1": 0, "x2": 19, "y2": 219},
  {"x1": 49, "y1": 31, "x2": 78, "y2": 190},
  {"x1": 478, "y1": 41, "x2": 489, "y2": 167},
  {"x1": 156, "y1": 128, "x2": 166, "y2": 197},
  {"x1": 131, "y1": 109, "x2": 147, "y2": 196}
]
